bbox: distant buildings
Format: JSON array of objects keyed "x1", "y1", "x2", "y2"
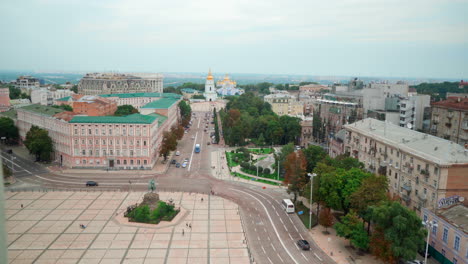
[
  {"x1": 430, "y1": 97, "x2": 468, "y2": 147},
  {"x1": 299, "y1": 118, "x2": 313, "y2": 148},
  {"x1": 299, "y1": 84, "x2": 328, "y2": 93},
  {"x1": 56, "y1": 94, "x2": 118, "y2": 117},
  {"x1": 78, "y1": 73, "x2": 163, "y2": 95},
  {"x1": 344, "y1": 118, "x2": 468, "y2": 216},
  {"x1": 15, "y1": 76, "x2": 41, "y2": 95},
  {"x1": 31, "y1": 88, "x2": 75, "y2": 106},
  {"x1": 264, "y1": 92, "x2": 303, "y2": 116},
  {"x1": 0, "y1": 88, "x2": 11, "y2": 112},
  {"x1": 181, "y1": 88, "x2": 200, "y2": 99}
]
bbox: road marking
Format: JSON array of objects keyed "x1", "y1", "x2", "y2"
[
  {"x1": 271, "y1": 244, "x2": 276, "y2": 252},
  {"x1": 34, "y1": 175, "x2": 146, "y2": 186},
  {"x1": 301, "y1": 252, "x2": 308, "y2": 261},
  {"x1": 284, "y1": 226, "x2": 288, "y2": 232},
  {"x1": 275, "y1": 211, "x2": 279, "y2": 216},
  {"x1": 261, "y1": 246, "x2": 266, "y2": 253},
  {"x1": 289, "y1": 233, "x2": 294, "y2": 240},
  {"x1": 230, "y1": 189, "x2": 299, "y2": 264},
  {"x1": 277, "y1": 254, "x2": 284, "y2": 263},
  {"x1": 279, "y1": 218, "x2": 284, "y2": 224},
  {"x1": 267, "y1": 257, "x2": 273, "y2": 264},
  {"x1": 187, "y1": 131, "x2": 198, "y2": 172},
  {"x1": 314, "y1": 253, "x2": 322, "y2": 261}
]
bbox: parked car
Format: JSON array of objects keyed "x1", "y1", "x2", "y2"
[
  {"x1": 297, "y1": 240, "x2": 310, "y2": 250},
  {"x1": 175, "y1": 151, "x2": 180, "y2": 156},
  {"x1": 182, "y1": 162, "x2": 187, "y2": 168},
  {"x1": 176, "y1": 163, "x2": 181, "y2": 168},
  {"x1": 191, "y1": 135, "x2": 195, "y2": 140},
  {"x1": 86, "y1": 181, "x2": 98, "y2": 187},
  {"x1": 171, "y1": 159, "x2": 176, "y2": 164},
  {"x1": 184, "y1": 158, "x2": 189, "y2": 162}
]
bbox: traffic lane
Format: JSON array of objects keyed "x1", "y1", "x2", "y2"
[
  {"x1": 242, "y1": 188, "x2": 332, "y2": 264},
  {"x1": 0, "y1": 152, "x2": 48, "y2": 176}
]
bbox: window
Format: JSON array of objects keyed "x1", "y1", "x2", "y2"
[
  {"x1": 117, "y1": 140, "x2": 120, "y2": 145},
  {"x1": 144, "y1": 160, "x2": 147, "y2": 165},
  {"x1": 95, "y1": 129, "x2": 99, "y2": 135},
  {"x1": 89, "y1": 140, "x2": 92, "y2": 144},
  {"x1": 88, "y1": 129, "x2": 92, "y2": 135},
  {"x1": 432, "y1": 193, "x2": 435, "y2": 201},
  {"x1": 432, "y1": 221, "x2": 438, "y2": 234},
  {"x1": 124, "y1": 160, "x2": 127, "y2": 165},
  {"x1": 130, "y1": 160, "x2": 134, "y2": 165},
  {"x1": 102, "y1": 129, "x2": 106, "y2": 135},
  {"x1": 110, "y1": 149, "x2": 113, "y2": 155},
  {"x1": 96, "y1": 150, "x2": 99, "y2": 156},
  {"x1": 74, "y1": 139, "x2": 78, "y2": 145},
  {"x1": 395, "y1": 172, "x2": 398, "y2": 179},
  {"x1": 137, "y1": 160, "x2": 140, "y2": 165},
  {"x1": 454, "y1": 236, "x2": 460, "y2": 251},
  {"x1": 81, "y1": 150, "x2": 85, "y2": 155},
  {"x1": 434, "y1": 167, "x2": 439, "y2": 175},
  {"x1": 109, "y1": 140, "x2": 113, "y2": 145},
  {"x1": 109, "y1": 129, "x2": 112, "y2": 135},
  {"x1": 423, "y1": 188, "x2": 427, "y2": 194},
  {"x1": 81, "y1": 139, "x2": 85, "y2": 144},
  {"x1": 81, "y1": 128, "x2": 85, "y2": 135},
  {"x1": 82, "y1": 160, "x2": 86, "y2": 164},
  {"x1": 103, "y1": 149, "x2": 107, "y2": 156},
  {"x1": 103, "y1": 140, "x2": 106, "y2": 145},
  {"x1": 130, "y1": 150, "x2": 134, "y2": 156},
  {"x1": 143, "y1": 141, "x2": 147, "y2": 146},
  {"x1": 74, "y1": 129, "x2": 78, "y2": 135},
  {"x1": 417, "y1": 164, "x2": 421, "y2": 171},
  {"x1": 441, "y1": 249, "x2": 446, "y2": 256},
  {"x1": 117, "y1": 160, "x2": 120, "y2": 165},
  {"x1": 415, "y1": 189, "x2": 419, "y2": 195},
  {"x1": 442, "y1": 228, "x2": 448, "y2": 243},
  {"x1": 416, "y1": 177, "x2": 419, "y2": 184},
  {"x1": 433, "y1": 180, "x2": 437, "y2": 187}
]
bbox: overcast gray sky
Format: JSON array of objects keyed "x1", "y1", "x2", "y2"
[{"x1": 1, "y1": 0, "x2": 467, "y2": 79}]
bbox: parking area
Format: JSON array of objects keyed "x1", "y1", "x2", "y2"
[{"x1": 5, "y1": 191, "x2": 250, "y2": 264}]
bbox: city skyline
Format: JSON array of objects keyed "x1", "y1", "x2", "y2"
[{"x1": 1, "y1": 0, "x2": 467, "y2": 79}]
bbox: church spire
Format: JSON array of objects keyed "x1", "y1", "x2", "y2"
[{"x1": 207, "y1": 68, "x2": 214, "y2": 80}]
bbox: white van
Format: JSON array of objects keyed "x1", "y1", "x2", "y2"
[
  {"x1": 175, "y1": 151, "x2": 180, "y2": 156},
  {"x1": 281, "y1": 199, "x2": 295, "y2": 213}
]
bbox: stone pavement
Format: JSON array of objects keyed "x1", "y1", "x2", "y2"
[{"x1": 5, "y1": 191, "x2": 250, "y2": 264}]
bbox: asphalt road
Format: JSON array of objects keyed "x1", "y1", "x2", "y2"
[{"x1": 4, "y1": 109, "x2": 335, "y2": 264}]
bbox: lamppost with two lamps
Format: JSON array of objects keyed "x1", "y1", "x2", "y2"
[{"x1": 422, "y1": 220, "x2": 438, "y2": 264}]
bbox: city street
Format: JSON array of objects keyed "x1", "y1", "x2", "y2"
[{"x1": 4, "y1": 107, "x2": 335, "y2": 264}]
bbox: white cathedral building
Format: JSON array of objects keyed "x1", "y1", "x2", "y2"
[{"x1": 203, "y1": 70, "x2": 244, "y2": 101}]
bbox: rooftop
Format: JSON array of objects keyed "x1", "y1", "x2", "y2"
[
  {"x1": 0, "y1": 109, "x2": 17, "y2": 119},
  {"x1": 69, "y1": 113, "x2": 157, "y2": 124},
  {"x1": 57, "y1": 96, "x2": 71, "y2": 101},
  {"x1": 431, "y1": 97, "x2": 468, "y2": 111},
  {"x1": 17, "y1": 104, "x2": 64, "y2": 117},
  {"x1": 148, "y1": 113, "x2": 168, "y2": 126},
  {"x1": 181, "y1": 88, "x2": 199, "y2": 94},
  {"x1": 437, "y1": 204, "x2": 468, "y2": 234},
  {"x1": 141, "y1": 97, "x2": 179, "y2": 109},
  {"x1": 345, "y1": 118, "x2": 468, "y2": 165},
  {"x1": 99, "y1": 92, "x2": 181, "y2": 99}
]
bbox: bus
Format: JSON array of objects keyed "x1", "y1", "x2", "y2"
[
  {"x1": 282, "y1": 199, "x2": 295, "y2": 213},
  {"x1": 194, "y1": 144, "x2": 201, "y2": 153}
]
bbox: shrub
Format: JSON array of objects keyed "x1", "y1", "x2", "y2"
[
  {"x1": 250, "y1": 164, "x2": 257, "y2": 171},
  {"x1": 263, "y1": 168, "x2": 271, "y2": 174},
  {"x1": 134, "y1": 205, "x2": 150, "y2": 223},
  {"x1": 258, "y1": 166, "x2": 264, "y2": 174},
  {"x1": 241, "y1": 162, "x2": 250, "y2": 169}
]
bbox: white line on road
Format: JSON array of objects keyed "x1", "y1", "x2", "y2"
[
  {"x1": 267, "y1": 257, "x2": 274, "y2": 264},
  {"x1": 314, "y1": 253, "x2": 322, "y2": 261},
  {"x1": 271, "y1": 244, "x2": 276, "y2": 252},
  {"x1": 279, "y1": 218, "x2": 284, "y2": 224},
  {"x1": 230, "y1": 189, "x2": 299, "y2": 264},
  {"x1": 278, "y1": 254, "x2": 284, "y2": 263},
  {"x1": 301, "y1": 252, "x2": 308, "y2": 261},
  {"x1": 289, "y1": 233, "x2": 294, "y2": 240},
  {"x1": 187, "y1": 131, "x2": 198, "y2": 172},
  {"x1": 261, "y1": 246, "x2": 266, "y2": 253}
]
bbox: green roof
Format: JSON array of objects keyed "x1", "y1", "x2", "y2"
[
  {"x1": 148, "y1": 113, "x2": 168, "y2": 126},
  {"x1": 70, "y1": 113, "x2": 157, "y2": 124},
  {"x1": 181, "y1": 88, "x2": 199, "y2": 94},
  {"x1": 0, "y1": 109, "x2": 17, "y2": 119},
  {"x1": 57, "y1": 96, "x2": 71, "y2": 101},
  {"x1": 141, "y1": 98, "x2": 179, "y2": 109},
  {"x1": 18, "y1": 104, "x2": 64, "y2": 116},
  {"x1": 99, "y1": 92, "x2": 182, "y2": 99}
]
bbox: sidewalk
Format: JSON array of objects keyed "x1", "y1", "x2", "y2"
[{"x1": 310, "y1": 225, "x2": 382, "y2": 264}]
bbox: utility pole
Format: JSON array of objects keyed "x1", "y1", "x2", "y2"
[{"x1": 308, "y1": 173, "x2": 317, "y2": 229}]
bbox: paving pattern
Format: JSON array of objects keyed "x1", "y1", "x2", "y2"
[{"x1": 5, "y1": 191, "x2": 250, "y2": 264}]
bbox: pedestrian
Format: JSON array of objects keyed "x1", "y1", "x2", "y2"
[
  {"x1": 182, "y1": 229, "x2": 184, "y2": 236},
  {"x1": 201, "y1": 198, "x2": 204, "y2": 202},
  {"x1": 186, "y1": 223, "x2": 188, "y2": 227},
  {"x1": 189, "y1": 223, "x2": 192, "y2": 229},
  {"x1": 20, "y1": 204, "x2": 23, "y2": 209}
]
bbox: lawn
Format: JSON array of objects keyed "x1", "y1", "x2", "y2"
[
  {"x1": 249, "y1": 148, "x2": 274, "y2": 154},
  {"x1": 225, "y1": 151, "x2": 246, "y2": 168},
  {"x1": 231, "y1": 172, "x2": 279, "y2": 186},
  {"x1": 295, "y1": 202, "x2": 317, "y2": 229}
]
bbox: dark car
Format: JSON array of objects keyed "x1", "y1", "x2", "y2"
[
  {"x1": 171, "y1": 159, "x2": 176, "y2": 164},
  {"x1": 6, "y1": 149, "x2": 13, "y2": 154},
  {"x1": 297, "y1": 240, "x2": 310, "y2": 250},
  {"x1": 86, "y1": 181, "x2": 98, "y2": 187},
  {"x1": 176, "y1": 163, "x2": 181, "y2": 168},
  {"x1": 418, "y1": 249, "x2": 431, "y2": 258}
]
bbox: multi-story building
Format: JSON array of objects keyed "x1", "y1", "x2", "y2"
[
  {"x1": 328, "y1": 129, "x2": 346, "y2": 158},
  {"x1": 317, "y1": 98, "x2": 363, "y2": 138},
  {"x1": 15, "y1": 94, "x2": 180, "y2": 169},
  {"x1": 422, "y1": 205, "x2": 467, "y2": 264},
  {"x1": 78, "y1": 73, "x2": 163, "y2": 95},
  {"x1": 31, "y1": 88, "x2": 75, "y2": 106},
  {"x1": 299, "y1": 118, "x2": 313, "y2": 147},
  {"x1": 0, "y1": 88, "x2": 11, "y2": 112},
  {"x1": 15, "y1": 76, "x2": 40, "y2": 91},
  {"x1": 398, "y1": 95, "x2": 430, "y2": 130},
  {"x1": 264, "y1": 92, "x2": 304, "y2": 116},
  {"x1": 203, "y1": 70, "x2": 218, "y2": 102},
  {"x1": 299, "y1": 84, "x2": 329, "y2": 93},
  {"x1": 430, "y1": 97, "x2": 468, "y2": 146},
  {"x1": 344, "y1": 118, "x2": 468, "y2": 215}
]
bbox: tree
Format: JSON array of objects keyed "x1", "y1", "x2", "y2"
[
  {"x1": 178, "y1": 100, "x2": 191, "y2": 127},
  {"x1": 284, "y1": 151, "x2": 307, "y2": 203},
  {"x1": 370, "y1": 227, "x2": 396, "y2": 264},
  {"x1": 318, "y1": 207, "x2": 334, "y2": 233},
  {"x1": 350, "y1": 174, "x2": 389, "y2": 233},
  {"x1": 24, "y1": 126, "x2": 53, "y2": 162},
  {"x1": 302, "y1": 145, "x2": 327, "y2": 172},
  {"x1": 0, "y1": 117, "x2": 19, "y2": 144},
  {"x1": 192, "y1": 94, "x2": 205, "y2": 99},
  {"x1": 71, "y1": 85, "x2": 78, "y2": 94},
  {"x1": 114, "y1": 105, "x2": 139, "y2": 116},
  {"x1": 3, "y1": 164, "x2": 12, "y2": 179},
  {"x1": 319, "y1": 168, "x2": 371, "y2": 214},
  {"x1": 52, "y1": 104, "x2": 73, "y2": 111},
  {"x1": 160, "y1": 131, "x2": 177, "y2": 160},
  {"x1": 370, "y1": 201, "x2": 426, "y2": 262},
  {"x1": 172, "y1": 125, "x2": 184, "y2": 140},
  {"x1": 334, "y1": 211, "x2": 369, "y2": 250}
]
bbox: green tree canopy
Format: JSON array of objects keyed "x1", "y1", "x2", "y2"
[
  {"x1": 334, "y1": 211, "x2": 369, "y2": 250},
  {"x1": 302, "y1": 145, "x2": 327, "y2": 172},
  {"x1": 0, "y1": 117, "x2": 19, "y2": 144},
  {"x1": 284, "y1": 151, "x2": 307, "y2": 203},
  {"x1": 114, "y1": 105, "x2": 139, "y2": 116},
  {"x1": 24, "y1": 126, "x2": 53, "y2": 162}
]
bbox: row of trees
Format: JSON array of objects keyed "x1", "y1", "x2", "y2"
[
  {"x1": 0, "y1": 117, "x2": 19, "y2": 144},
  {"x1": 220, "y1": 93, "x2": 301, "y2": 146},
  {"x1": 213, "y1": 108, "x2": 220, "y2": 144},
  {"x1": 411, "y1": 81, "x2": 467, "y2": 101},
  {"x1": 159, "y1": 101, "x2": 192, "y2": 160},
  {"x1": 283, "y1": 148, "x2": 426, "y2": 263},
  {"x1": 24, "y1": 126, "x2": 53, "y2": 162}
]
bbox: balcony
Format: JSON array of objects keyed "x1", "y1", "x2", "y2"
[
  {"x1": 401, "y1": 194, "x2": 411, "y2": 203},
  {"x1": 418, "y1": 193, "x2": 427, "y2": 201},
  {"x1": 420, "y1": 169, "x2": 430, "y2": 177},
  {"x1": 445, "y1": 122, "x2": 452, "y2": 128},
  {"x1": 402, "y1": 183, "x2": 412, "y2": 192}
]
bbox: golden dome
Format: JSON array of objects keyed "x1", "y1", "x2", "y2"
[{"x1": 207, "y1": 68, "x2": 213, "y2": 80}]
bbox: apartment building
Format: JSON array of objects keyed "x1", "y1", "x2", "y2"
[
  {"x1": 78, "y1": 73, "x2": 163, "y2": 95},
  {"x1": 31, "y1": 88, "x2": 74, "y2": 106},
  {"x1": 344, "y1": 118, "x2": 468, "y2": 215},
  {"x1": 264, "y1": 92, "x2": 303, "y2": 116},
  {"x1": 0, "y1": 88, "x2": 11, "y2": 112},
  {"x1": 422, "y1": 205, "x2": 467, "y2": 264},
  {"x1": 430, "y1": 97, "x2": 468, "y2": 146}
]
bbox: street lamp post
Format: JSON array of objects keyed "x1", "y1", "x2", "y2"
[
  {"x1": 307, "y1": 173, "x2": 317, "y2": 229},
  {"x1": 422, "y1": 220, "x2": 437, "y2": 264}
]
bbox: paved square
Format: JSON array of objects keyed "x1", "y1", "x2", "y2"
[{"x1": 6, "y1": 191, "x2": 250, "y2": 264}]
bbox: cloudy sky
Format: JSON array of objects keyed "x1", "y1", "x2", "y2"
[{"x1": 1, "y1": 0, "x2": 467, "y2": 78}]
